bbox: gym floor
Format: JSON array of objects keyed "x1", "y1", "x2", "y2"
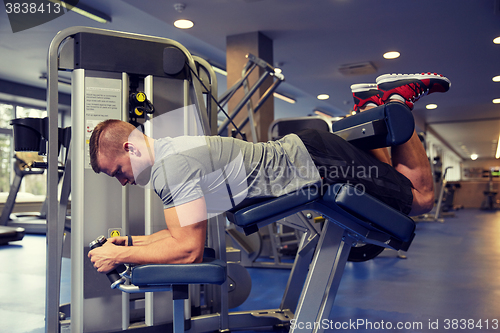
[{"x1": 2, "y1": 209, "x2": 500, "y2": 333}]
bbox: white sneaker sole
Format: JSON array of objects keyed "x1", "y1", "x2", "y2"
[
  {"x1": 350, "y1": 83, "x2": 377, "y2": 93},
  {"x1": 376, "y1": 73, "x2": 451, "y2": 86}
]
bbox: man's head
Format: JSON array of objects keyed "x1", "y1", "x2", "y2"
[{"x1": 89, "y1": 119, "x2": 154, "y2": 186}]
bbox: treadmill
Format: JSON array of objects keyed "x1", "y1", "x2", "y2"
[
  {"x1": 1, "y1": 117, "x2": 71, "y2": 237},
  {"x1": 0, "y1": 153, "x2": 48, "y2": 234}
]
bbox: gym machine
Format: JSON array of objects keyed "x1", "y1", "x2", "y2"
[
  {"x1": 0, "y1": 152, "x2": 46, "y2": 234},
  {"x1": 481, "y1": 169, "x2": 498, "y2": 210},
  {"x1": 44, "y1": 26, "x2": 421, "y2": 333},
  {"x1": 2, "y1": 117, "x2": 70, "y2": 243},
  {"x1": 95, "y1": 102, "x2": 418, "y2": 333},
  {"x1": 0, "y1": 122, "x2": 70, "y2": 234},
  {"x1": 217, "y1": 53, "x2": 284, "y2": 141},
  {"x1": 45, "y1": 26, "x2": 255, "y2": 333},
  {"x1": 413, "y1": 166, "x2": 454, "y2": 222}
]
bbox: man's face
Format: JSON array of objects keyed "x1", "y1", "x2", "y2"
[{"x1": 98, "y1": 151, "x2": 136, "y2": 186}]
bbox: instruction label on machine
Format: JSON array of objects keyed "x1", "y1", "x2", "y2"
[{"x1": 84, "y1": 77, "x2": 122, "y2": 169}]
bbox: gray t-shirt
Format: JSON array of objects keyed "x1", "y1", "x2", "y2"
[{"x1": 151, "y1": 134, "x2": 321, "y2": 215}]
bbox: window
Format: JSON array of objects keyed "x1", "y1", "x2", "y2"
[
  {"x1": 0, "y1": 134, "x2": 11, "y2": 193},
  {"x1": 0, "y1": 103, "x2": 48, "y2": 200},
  {"x1": 0, "y1": 104, "x2": 13, "y2": 194}
]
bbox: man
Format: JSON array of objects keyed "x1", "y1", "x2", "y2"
[{"x1": 88, "y1": 72, "x2": 450, "y2": 273}]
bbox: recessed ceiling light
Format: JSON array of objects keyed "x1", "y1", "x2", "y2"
[
  {"x1": 426, "y1": 104, "x2": 438, "y2": 109},
  {"x1": 493, "y1": 76, "x2": 500, "y2": 82},
  {"x1": 494, "y1": 37, "x2": 500, "y2": 44},
  {"x1": 383, "y1": 51, "x2": 400, "y2": 59},
  {"x1": 493, "y1": 98, "x2": 500, "y2": 104},
  {"x1": 174, "y1": 19, "x2": 194, "y2": 29},
  {"x1": 317, "y1": 94, "x2": 330, "y2": 100},
  {"x1": 470, "y1": 153, "x2": 478, "y2": 160}
]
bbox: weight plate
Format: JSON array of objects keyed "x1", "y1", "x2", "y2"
[{"x1": 227, "y1": 262, "x2": 252, "y2": 309}]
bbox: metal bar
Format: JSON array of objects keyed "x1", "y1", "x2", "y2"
[
  {"x1": 173, "y1": 299, "x2": 185, "y2": 333},
  {"x1": 144, "y1": 75, "x2": 155, "y2": 327},
  {"x1": 333, "y1": 119, "x2": 385, "y2": 142},
  {"x1": 121, "y1": 71, "x2": 130, "y2": 331},
  {"x1": 217, "y1": 71, "x2": 270, "y2": 135},
  {"x1": 218, "y1": 63, "x2": 257, "y2": 106},
  {"x1": 291, "y1": 223, "x2": 352, "y2": 333},
  {"x1": 242, "y1": 68, "x2": 258, "y2": 142},
  {"x1": 118, "y1": 284, "x2": 173, "y2": 294},
  {"x1": 236, "y1": 77, "x2": 282, "y2": 131},
  {"x1": 69, "y1": 68, "x2": 86, "y2": 333},
  {"x1": 280, "y1": 228, "x2": 318, "y2": 313},
  {"x1": 46, "y1": 25, "x2": 66, "y2": 333},
  {"x1": 192, "y1": 56, "x2": 219, "y2": 135},
  {"x1": 190, "y1": 69, "x2": 211, "y2": 136}
]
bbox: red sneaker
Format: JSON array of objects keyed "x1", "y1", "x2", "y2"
[
  {"x1": 351, "y1": 83, "x2": 382, "y2": 111},
  {"x1": 376, "y1": 73, "x2": 451, "y2": 110}
]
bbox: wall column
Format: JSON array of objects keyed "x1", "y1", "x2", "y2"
[{"x1": 226, "y1": 32, "x2": 273, "y2": 142}]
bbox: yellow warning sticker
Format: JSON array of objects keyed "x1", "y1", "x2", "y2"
[
  {"x1": 136, "y1": 92, "x2": 146, "y2": 102},
  {"x1": 110, "y1": 229, "x2": 121, "y2": 237}
]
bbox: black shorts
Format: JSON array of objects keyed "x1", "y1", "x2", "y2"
[{"x1": 296, "y1": 129, "x2": 414, "y2": 215}]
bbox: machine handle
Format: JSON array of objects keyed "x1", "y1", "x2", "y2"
[{"x1": 89, "y1": 235, "x2": 127, "y2": 288}]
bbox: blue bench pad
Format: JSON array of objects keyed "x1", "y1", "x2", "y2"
[
  {"x1": 227, "y1": 184, "x2": 415, "y2": 244},
  {"x1": 331, "y1": 102, "x2": 414, "y2": 148},
  {"x1": 321, "y1": 184, "x2": 415, "y2": 242},
  {"x1": 131, "y1": 258, "x2": 226, "y2": 286},
  {"x1": 226, "y1": 188, "x2": 321, "y2": 228}
]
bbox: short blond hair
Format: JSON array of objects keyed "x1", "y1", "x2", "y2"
[{"x1": 89, "y1": 119, "x2": 137, "y2": 173}]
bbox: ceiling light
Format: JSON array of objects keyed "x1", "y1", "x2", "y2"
[
  {"x1": 493, "y1": 76, "x2": 500, "y2": 82},
  {"x1": 274, "y1": 68, "x2": 283, "y2": 74},
  {"x1": 48, "y1": 0, "x2": 111, "y2": 23},
  {"x1": 493, "y1": 98, "x2": 500, "y2": 104},
  {"x1": 470, "y1": 153, "x2": 478, "y2": 161},
  {"x1": 274, "y1": 92, "x2": 296, "y2": 104},
  {"x1": 383, "y1": 51, "x2": 400, "y2": 59},
  {"x1": 426, "y1": 104, "x2": 438, "y2": 109},
  {"x1": 494, "y1": 37, "x2": 500, "y2": 44},
  {"x1": 174, "y1": 19, "x2": 194, "y2": 29},
  {"x1": 317, "y1": 94, "x2": 329, "y2": 100}
]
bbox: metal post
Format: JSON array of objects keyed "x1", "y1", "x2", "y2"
[{"x1": 291, "y1": 222, "x2": 353, "y2": 333}]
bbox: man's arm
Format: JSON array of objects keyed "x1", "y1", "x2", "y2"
[
  {"x1": 88, "y1": 197, "x2": 208, "y2": 273},
  {"x1": 108, "y1": 229, "x2": 172, "y2": 246}
]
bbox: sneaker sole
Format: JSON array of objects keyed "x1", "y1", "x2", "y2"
[
  {"x1": 350, "y1": 83, "x2": 377, "y2": 93},
  {"x1": 376, "y1": 73, "x2": 451, "y2": 87}
]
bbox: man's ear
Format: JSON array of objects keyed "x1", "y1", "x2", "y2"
[{"x1": 123, "y1": 142, "x2": 139, "y2": 155}]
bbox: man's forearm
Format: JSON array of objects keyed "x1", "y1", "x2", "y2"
[
  {"x1": 117, "y1": 232, "x2": 204, "y2": 265},
  {"x1": 130, "y1": 229, "x2": 171, "y2": 246}
]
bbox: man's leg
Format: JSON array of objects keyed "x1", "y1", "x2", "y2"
[
  {"x1": 378, "y1": 73, "x2": 450, "y2": 215},
  {"x1": 350, "y1": 73, "x2": 450, "y2": 215},
  {"x1": 351, "y1": 73, "x2": 450, "y2": 215}
]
